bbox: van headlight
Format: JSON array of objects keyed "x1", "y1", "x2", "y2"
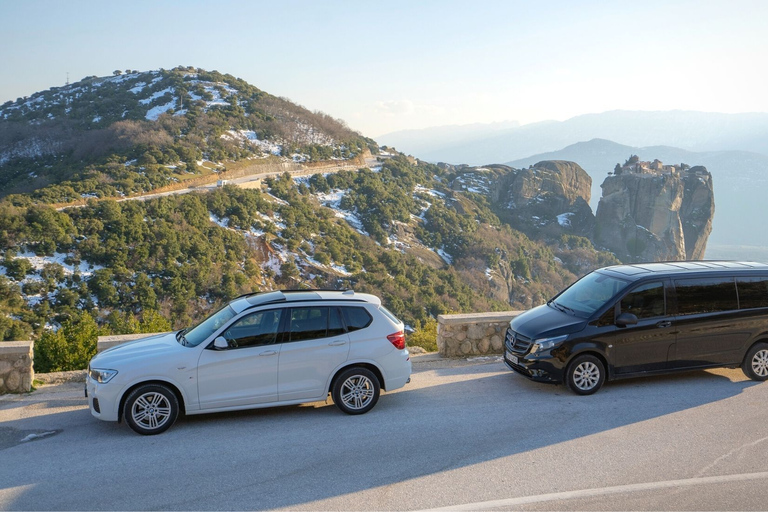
[
  {"x1": 531, "y1": 335, "x2": 568, "y2": 353},
  {"x1": 89, "y1": 368, "x2": 118, "y2": 383}
]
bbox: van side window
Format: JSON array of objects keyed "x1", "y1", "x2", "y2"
[
  {"x1": 675, "y1": 277, "x2": 738, "y2": 315},
  {"x1": 737, "y1": 277, "x2": 768, "y2": 309},
  {"x1": 620, "y1": 282, "x2": 665, "y2": 319}
]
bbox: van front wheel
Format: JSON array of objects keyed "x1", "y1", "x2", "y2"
[
  {"x1": 566, "y1": 355, "x2": 605, "y2": 395},
  {"x1": 742, "y1": 343, "x2": 768, "y2": 381}
]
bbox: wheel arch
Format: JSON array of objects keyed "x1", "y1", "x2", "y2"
[
  {"x1": 566, "y1": 349, "x2": 611, "y2": 381},
  {"x1": 328, "y1": 362, "x2": 386, "y2": 394},
  {"x1": 742, "y1": 338, "x2": 768, "y2": 364},
  {"x1": 118, "y1": 380, "x2": 187, "y2": 423}
]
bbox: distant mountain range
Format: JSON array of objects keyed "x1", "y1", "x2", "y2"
[
  {"x1": 378, "y1": 110, "x2": 768, "y2": 165},
  {"x1": 508, "y1": 138, "x2": 768, "y2": 251}
]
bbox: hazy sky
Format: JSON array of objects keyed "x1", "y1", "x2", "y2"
[{"x1": 2, "y1": 0, "x2": 767, "y2": 137}]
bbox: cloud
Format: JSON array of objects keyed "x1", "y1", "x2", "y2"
[{"x1": 375, "y1": 99, "x2": 415, "y2": 116}]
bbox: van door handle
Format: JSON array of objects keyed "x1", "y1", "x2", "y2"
[
  {"x1": 259, "y1": 350, "x2": 278, "y2": 356},
  {"x1": 328, "y1": 340, "x2": 347, "y2": 346},
  {"x1": 656, "y1": 321, "x2": 672, "y2": 328}
]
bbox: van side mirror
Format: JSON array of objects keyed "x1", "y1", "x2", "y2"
[
  {"x1": 213, "y1": 336, "x2": 229, "y2": 350},
  {"x1": 615, "y1": 313, "x2": 639, "y2": 327}
]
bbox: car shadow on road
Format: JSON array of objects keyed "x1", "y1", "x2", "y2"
[{"x1": 0, "y1": 362, "x2": 761, "y2": 510}]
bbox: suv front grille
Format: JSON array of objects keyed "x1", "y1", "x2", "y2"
[{"x1": 505, "y1": 328, "x2": 532, "y2": 354}]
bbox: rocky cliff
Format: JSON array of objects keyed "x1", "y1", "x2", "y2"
[
  {"x1": 594, "y1": 161, "x2": 714, "y2": 261},
  {"x1": 488, "y1": 160, "x2": 595, "y2": 238}
]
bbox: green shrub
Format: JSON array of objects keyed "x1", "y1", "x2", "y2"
[
  {"x1": 407, "y1": 318, "x2": 438, "y2": 352},
  {"x1": 34, "y1": 312, "x2": 99, "y2": 372}
]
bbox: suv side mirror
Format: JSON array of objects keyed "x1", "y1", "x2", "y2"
[
  {"x1": 213, "y1": 336, "x2": 229, "y2": 350},
  {"x1": 615, "y1": 312, "x2": 639, "y2": 327}
]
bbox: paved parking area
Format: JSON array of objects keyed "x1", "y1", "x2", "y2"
[{"x1": 1, "y1": 357, "x2": 768, "y2": 510}]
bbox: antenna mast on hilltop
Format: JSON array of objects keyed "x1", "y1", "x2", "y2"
[{"x1": 66, "y1": 72, "x2": 69, "y2": 86}]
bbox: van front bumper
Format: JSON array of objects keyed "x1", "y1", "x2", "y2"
[{"x1": 503, "y1": 350, "x2": 564, "y2": 384}]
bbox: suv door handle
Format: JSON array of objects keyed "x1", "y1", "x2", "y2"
[
  {"x1": 656, "y1": 321, "x2": 672, "y2": 328},
  {"x1": 259, "y1": 350, "x2": 278, "y2": 356},
  {"x1": 328, "y1": 340, "x2": 347, "y2": 346}
]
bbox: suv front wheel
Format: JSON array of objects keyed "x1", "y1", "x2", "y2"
[
  {"x1": 332, "y1": 367, "x2": 380, "y2": 415},
  {"x1": 124, "y1": 384, "x2": 179, "y2": 435}
]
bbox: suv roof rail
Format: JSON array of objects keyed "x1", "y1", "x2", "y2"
[{"x1": 233, "y1": 288, "x2": 354, "y2": 300}]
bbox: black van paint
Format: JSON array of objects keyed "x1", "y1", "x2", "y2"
[{"x1": 504, "y1": 261, "x2": 768, "y2": 394}]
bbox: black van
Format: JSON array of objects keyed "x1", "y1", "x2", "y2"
[{"x1": 504, "y1": 261, "x2": 768, "y2": 394}]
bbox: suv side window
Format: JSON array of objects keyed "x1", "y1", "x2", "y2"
[
  {"x1": 620, "y1": 281, "x2": 666, "y2": 319},
  {"x1": 342, "y1": 307, "x2": 373, "y2": 332},
  {"x1": 675, "y1": 277, "x2": 738, "y2": 315},
  {"x1": 737, "y1": 277, "x2": 768, "y2": 309},
  {"x1": 289, "y1": 307, "x2": 343, "y2": 342},
  {"x1": 223, "y1": 309, "x2": 282, "y2": 348}
]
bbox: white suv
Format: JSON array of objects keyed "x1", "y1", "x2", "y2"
[{"x1": 86, "y1": 290, "x2": 412, "y2": 435}]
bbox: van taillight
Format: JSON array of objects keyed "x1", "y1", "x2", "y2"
[{"x1": 387, "y1": 331, "x2": 406, "y2": 350}]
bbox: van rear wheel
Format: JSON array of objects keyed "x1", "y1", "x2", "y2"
[
  {"x1": 742, "y1": 343, "x2": 768, "y2": 381},
  {"x1": 566, "y1": 355, "x2": 605, "y2": 395}
]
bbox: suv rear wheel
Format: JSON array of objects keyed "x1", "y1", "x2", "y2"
[
  {"x1": 332, "y1": 367, "x2": 380, "y2": 415},
  {"x1": 742, "y1": 342, "x2": 768, "y2": 381},
  {"x1": 566, "y1": 355, "x2": 605, "y2": 395}
]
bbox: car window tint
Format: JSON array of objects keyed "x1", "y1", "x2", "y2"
[
  {"x1": 620, "y1": 282, "x2": 665, "y2": 319},
  {"x1": 675, "y1": 277, "x2": 738, "y2": 315},
  {"x1": 737, "y1": 277, "x2": 768, "y2": 309},
  {"x1": 223, "y1": 309, "x2": 282, "y2": 348},
  {"x1": 289, "y1": 307, "x2": 329, "y2": 342},
  {"x1": 342, "y1": 307, "x2": 373, "y2": 332},
  {"x1": 328, "y1": 307, "x2": 345, "y2": 337}
]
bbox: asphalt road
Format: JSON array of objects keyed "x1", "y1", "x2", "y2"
[{"x1": 1, "y1": 357, "x2": 768, "y2": 510}]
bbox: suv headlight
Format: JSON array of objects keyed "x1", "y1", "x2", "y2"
[
  {"x1": 531, "y1": 335, "x2": 568, "y2": 353},
  {"x1": 89, "y1": 368, "x2": 118, "y2": 383}
]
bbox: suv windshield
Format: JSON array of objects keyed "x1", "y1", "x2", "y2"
[
  {"x1": 179, "y1": 305, "x2": 237, "y2": 347},
  {"x1": 552, "y1": 271, "x2": 629, "y2": 317}
]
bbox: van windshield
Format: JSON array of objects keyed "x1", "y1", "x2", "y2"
[{"x1": 551, "y1": 271, "x2": 629, "y2": 317}]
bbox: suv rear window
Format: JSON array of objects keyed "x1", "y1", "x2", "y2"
[{"x1": 342, "y1": 307, "x2": 372, "y2": 332}]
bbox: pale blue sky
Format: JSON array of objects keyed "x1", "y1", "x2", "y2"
[{"x1": 2, "y1": 0, "x2": 766, "y2": 136}]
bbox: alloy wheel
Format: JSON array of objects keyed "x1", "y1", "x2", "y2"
[
  {"x1": 131, "y1": 392, "x2": 172, "y2": 430},
  {"x1": 340, "y1": 375, "x2": 375, "y2": 411},
  {"x1": 752, "y1": 349, "x2": 768, "y2": 377},
  {"x1": 573, "y1": 361, "x2": 601, "y2": 391}
]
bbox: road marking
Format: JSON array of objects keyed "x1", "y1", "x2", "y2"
[{"x1": 420, "y1": 471, "x2": 768, "y2": 511}]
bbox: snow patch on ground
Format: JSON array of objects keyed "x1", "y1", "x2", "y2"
[
  {"x1": 145, "y1": 100, "x2": 176, "y2": 121},
  {"x1": 11, "y1": 251, "x2": 103, "y2": 277},
  {"x1": 557, "y1": 212, "x2": 574, "y2": 227},
  {"x1": 437, "y1": 248, "x2": 453, "y2": 264}
]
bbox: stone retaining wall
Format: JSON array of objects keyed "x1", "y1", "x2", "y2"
[
  {"x1": 437, "y1": 312, "x2": 523, "y2": 357},
  {"x1": 0, "y1": 341, "x2": 34, "y2": 393},
  {"x1": 97, "y1": 333, "x2": 165, "y2": 353}
]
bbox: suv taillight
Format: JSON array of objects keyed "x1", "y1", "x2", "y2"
[{"x1": 387, "y1": 331, "x2": 406, "y2": 350}]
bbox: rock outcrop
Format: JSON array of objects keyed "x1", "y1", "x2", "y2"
[
  {"x1": 490, "y1": 160, "x2": 595, "y2": 237},
  {"x1": 594, "y1": 160, "x2": 714, "y2": 261}
]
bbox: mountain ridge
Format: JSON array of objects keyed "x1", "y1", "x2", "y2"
[{"x1": 378, "y1": 110, "x2": 768, "y2": 165}]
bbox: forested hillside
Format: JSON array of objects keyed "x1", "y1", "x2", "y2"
[{"x1": 0, "y1": 66, "x2": 373, "y2": 204}]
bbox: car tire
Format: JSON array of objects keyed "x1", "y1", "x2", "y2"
[
  {"x1": 123, "y1": 384, "x2": 179, "y2": 435},
  {"x1": 742, "y1": 342, "x2": 768, "y2": 381},
  {"x1": 332, "y1": 367, "x2": 380, "y2": 415},
  {"x1": 566, "y1": 355, "x2": 605, "y2": 395}
]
